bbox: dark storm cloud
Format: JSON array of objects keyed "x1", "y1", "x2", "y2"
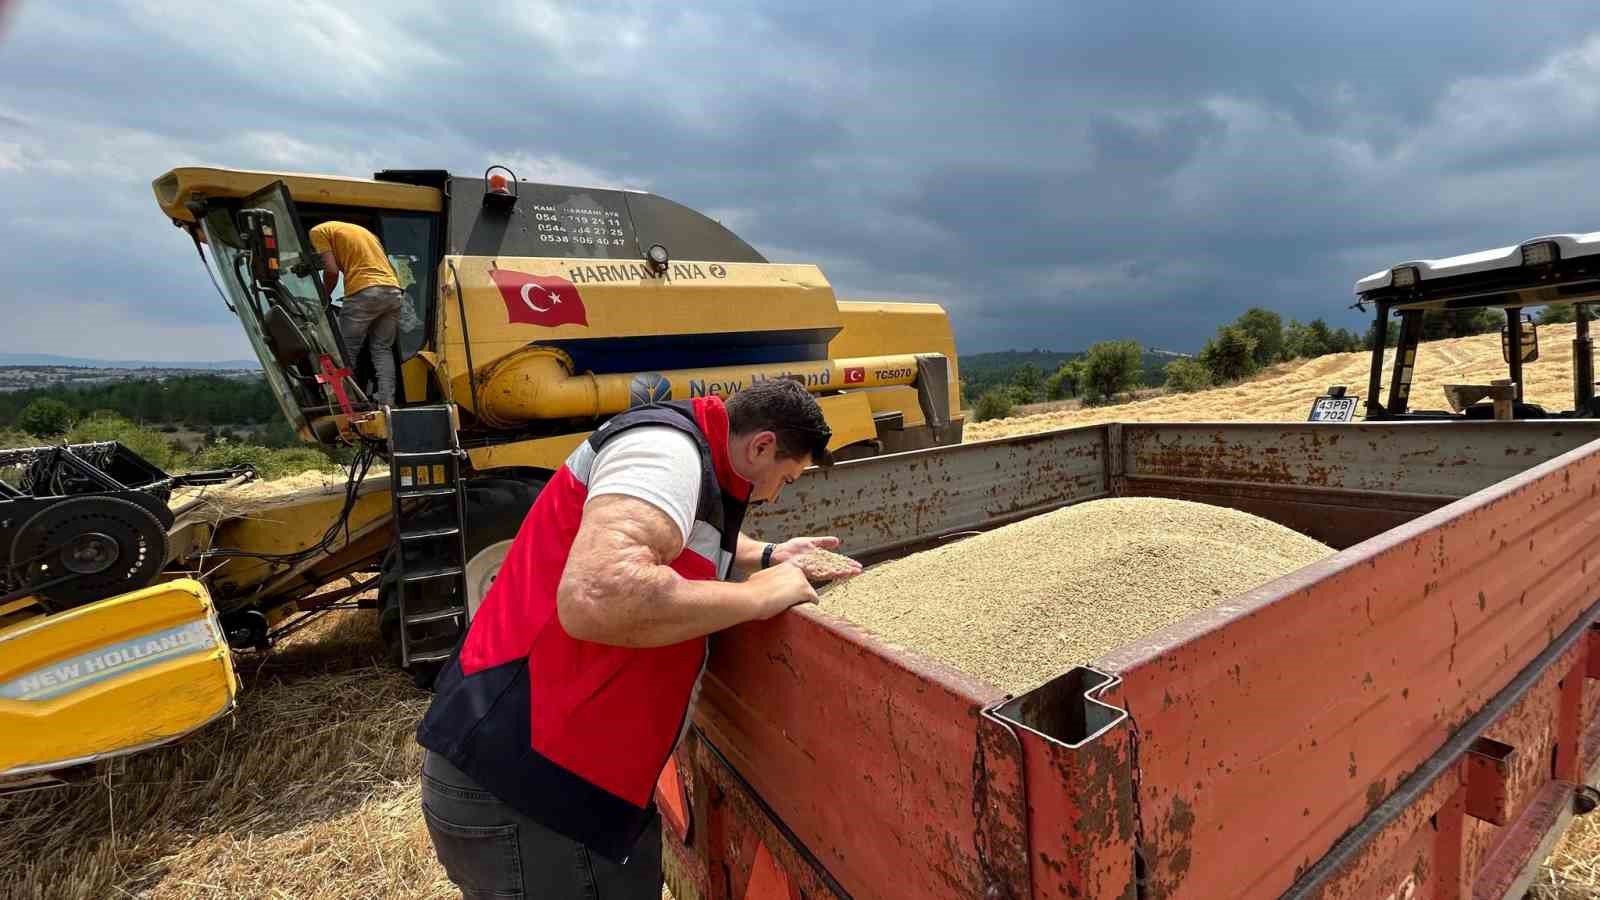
[{"x1": 2, "y1": 0, "x2": 1599, "y2": 360}]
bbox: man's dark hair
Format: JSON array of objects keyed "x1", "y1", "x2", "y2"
[{"x1": 726, "y1": 378, "x2": 833, "y2": 466}]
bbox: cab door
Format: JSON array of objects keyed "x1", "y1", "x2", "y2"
[{"x1": 198, "y1": 181, "x2": 361, "y2": 444}]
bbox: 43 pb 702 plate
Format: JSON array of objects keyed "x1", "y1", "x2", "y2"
[{"x1": 1308, "y1": 395, "x2": 1359, "y2": 422}]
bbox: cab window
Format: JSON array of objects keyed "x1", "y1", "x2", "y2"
[{"x1": 300, "y1": 208, "x2": 439, "y2": 360}]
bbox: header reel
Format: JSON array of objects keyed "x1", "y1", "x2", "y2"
[{"x1": 0, "y1": 442, "x2": 253, "y2": 612}]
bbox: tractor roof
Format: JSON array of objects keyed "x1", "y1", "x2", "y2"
[{"x1": 1354, "y1": 230, "x2": 1600, "y2": 311}]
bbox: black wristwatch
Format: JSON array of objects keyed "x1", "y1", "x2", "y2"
[{"x1": 761, "y1": 543, "x2": 777, "y2": 568}]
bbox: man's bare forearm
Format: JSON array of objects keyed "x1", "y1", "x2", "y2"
[
  {"x1": 560, "y1": 548, "x2": 766, "y2": 647},
  {"x1": 734, "y1": 532, "x2": 767, "y2": 573},
  {"x1": 558, "y1": 498, "x2": 797, "y2": 647}
]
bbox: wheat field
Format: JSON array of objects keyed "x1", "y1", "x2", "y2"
[{"x1": 966, "y1": 323, "x2": 1588, "y2": 440}]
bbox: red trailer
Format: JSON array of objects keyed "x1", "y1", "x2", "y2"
[{"x1": 661, "y1": 420, "x2": 1600, "y2": 900}]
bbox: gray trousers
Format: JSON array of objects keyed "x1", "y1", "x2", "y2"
[
  {"x1": 340, "y1": 285, "x2": 406, "y2": 405},
  {"x1": 420, "y1": 750, "x2": 664, "y2": 900}
]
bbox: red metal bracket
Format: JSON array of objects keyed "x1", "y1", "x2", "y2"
[
  {"x1": 974, "y1": 707, "x2": 1032, "y2": 900},
  {"x1": 1464, "y1": 737, "x2": 1515, "y2": 826},
  {"x1": 657, "y1": 753, "x2": 692, "y2": 845},
  {"x1": 316, "y1": 353, "x2": 356, "y2": 417}
]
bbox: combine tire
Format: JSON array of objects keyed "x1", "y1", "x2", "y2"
[{"x1": 378, "y1": 476, "x2": 542, "y2": 683}]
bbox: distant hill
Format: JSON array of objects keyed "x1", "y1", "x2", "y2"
[
  {"x1": 0, "y1": 353, "x2": 259, "y2": 370},
  {"x1": 959, "y1": 347, "x2": 1188, "y2": 398}
]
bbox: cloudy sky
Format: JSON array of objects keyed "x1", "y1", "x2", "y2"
[{"x1": 3, "y1": 1, "x2": 1599, "y2": 361}]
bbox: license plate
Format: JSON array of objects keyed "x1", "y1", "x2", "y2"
[{"x1": 1308, "y1": 396, "x2": 1358, "y2": 422}]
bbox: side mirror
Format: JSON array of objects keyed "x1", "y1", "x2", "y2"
[
  {"x1": 1501, "y1": 314, "x2": 1539, "y2": 364},
  {"x1": 237, "y1": 208, "x2": 281, "y2": 285}
]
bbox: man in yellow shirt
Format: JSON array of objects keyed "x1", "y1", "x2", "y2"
[{"x1": 309, "y1": 220, "x2": 406, "y2": 405}]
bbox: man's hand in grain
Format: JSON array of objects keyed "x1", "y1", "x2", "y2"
[
  {"x1": 774, "y1": 536, "x2": 863, "y2": 583},
  {"x1": 770, "y1": 535, "x2": 843, "y2": 565}
]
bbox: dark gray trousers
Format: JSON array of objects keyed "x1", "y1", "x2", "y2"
[
  {"x1": 339, "y1": 285, "x2": 405, "y2": 405},
  {"x1": 420, "y1": 750, "x2": 663, "y2": 900}
]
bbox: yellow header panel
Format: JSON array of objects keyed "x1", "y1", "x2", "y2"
[
  {"x1": 153, "y1": 167, "x2": 442, "y2": 222},
  {"x1": 0, "y1": 579, "x2": 237, "y2": 778},
  {"x1": 832, "y1": 300, "x2": 962, "y2": 416}
]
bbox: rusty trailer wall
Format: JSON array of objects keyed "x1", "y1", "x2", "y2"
[
  {"x1": 746, "y1": 423, "x2": 1110, "y2": 564},
  {"x1": 1116, "y1": 421, "x2": 1600, "y2": 549},
  {"x1": 746, "y1": 421, "x2": 1600, "y2": 560},
  {"x1": 1100, "y1": 430, "x2": 1600, "y2": 898},
  {"x1": 681, "y1": 422, "x2": 1600, "y2": 900}
]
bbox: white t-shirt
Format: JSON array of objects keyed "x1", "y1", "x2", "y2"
[{"x1": 584, "y1": 426, "x2": 702, "y2": 551}]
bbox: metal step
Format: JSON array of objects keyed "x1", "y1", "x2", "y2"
[
  {"x1": 404, "y1": 648, "x2": 456, "y2": 664},
  {"x1": 400, "y1": 526, "x2": 462, "y2": 542},
  {"x1": 403, "y1": 565, "x2": 464, "y2": 583},
  {"x1": 404, "y1": 606, "x2": 467, "y2": 626},
  {"x1": 395, "y1": 487, "x2": 458, "y2": 499},
  {"x1": 391, "y1": 449, "x2": 459, "y2": 460}
]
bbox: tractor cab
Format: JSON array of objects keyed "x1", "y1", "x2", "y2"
[{"x1": 1352, "y1": 231, "x2": 1600, "y2": 421}]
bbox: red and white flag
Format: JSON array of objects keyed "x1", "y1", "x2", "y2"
[{"x1": 489, "y1": 269, "x2": 589, "y2": 328}]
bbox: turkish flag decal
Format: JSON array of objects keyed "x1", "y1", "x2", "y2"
[
  {"x1": 843, "y1": 366, "x2": 866, "y2": 384},
  {"x1": 489, "y1": 269, "x2": 589, "y2": 328}
]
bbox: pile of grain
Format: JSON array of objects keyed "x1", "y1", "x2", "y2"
[{"x1": 822, "y1": 498, "x2": 1332, "y2": 694}]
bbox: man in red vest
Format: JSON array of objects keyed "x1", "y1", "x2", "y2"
[{"x1": 417, "y1": 378, "x2": 860, "y2": 898}]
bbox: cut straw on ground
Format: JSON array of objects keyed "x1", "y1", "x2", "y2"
[{"x1": 0, "y1": 608, "x2": 453, "y2": 900}]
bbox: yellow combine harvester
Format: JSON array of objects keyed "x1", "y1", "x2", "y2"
[{"x1": 0, "y1": 165, "x2": 964, "y2": 787}]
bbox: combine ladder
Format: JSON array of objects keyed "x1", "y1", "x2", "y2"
[{"x1": 386, "y1": 405, "x2": 471, "y2": 669}]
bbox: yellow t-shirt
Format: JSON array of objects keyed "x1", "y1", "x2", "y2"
[{"x1": 308, "y1": 221, "x2": 400, "y2": 296}]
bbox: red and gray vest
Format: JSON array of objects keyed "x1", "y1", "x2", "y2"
[{"x1": 417, "y1": 396, "x2": 750, "y2": 860}]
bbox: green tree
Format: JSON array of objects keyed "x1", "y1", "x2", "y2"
[
  {"x1": 1164, "y1": 357, "x2": 1211, "y2": 393},
  {"x1": 1284, "y1": 318, "x2": 1364, "y2": 359},
  {"x1": 1082, "y1": 340, "x2": 1144, "y2": 404},
  {"x1": 1282, "y1": 320, "x2": 1320, "y2": 360},
  {"x1": 1198, "y1": 326, "x2": 1259, "y2": 383},
  {"x1": 1010, "y1": 362, "x2": 1044, "y2": 404},
  {"x1": 1539, "y1": 304, "x2": 1578, "y2": 324},
  {"x1": 1044, "y1": 359, "x2": 1085, "y2": 400},
  {"x1": 972, "y1": 389, "x2": 1016, "y2": 422},
  {"x1": 17, "y1": 398, "x2": 77, "y2": 437},
  {"x1": 65, "y1": 413, "x2": 179, "y2": 470},
  {"x1": 1331, "y1": 327, "x2": 1363, "y2": 353},
  {"x1": 1234, "y1": 308, "x2": 1285, "y2": 367},
  {"x1": 1365, "y1": 318, "x2": 1400, "y2": 349},
  {"x1": 1421, "y1": 308, "x2": 1500, "y2": 340}
]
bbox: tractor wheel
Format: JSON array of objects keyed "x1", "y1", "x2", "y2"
[{"x1": 378, "y1": 476, "x2": 542, "y2": 685}]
